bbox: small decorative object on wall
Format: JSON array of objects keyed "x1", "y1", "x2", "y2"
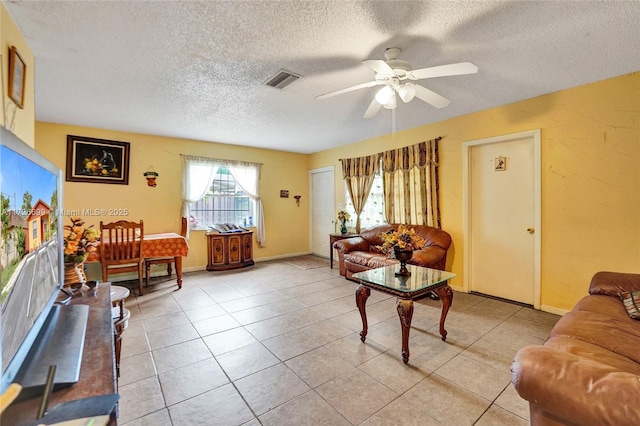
[
  {"x1": 280, "y1": 190, "x2": 289, "y2": 198},
  {"x1": 494, "y1": 156, "x2": 506, "y2": 171},
  {"x1": 294, "y1": 195, "x2": 301, "y2": 206},
  {"x1": 143, "y1": 166, "x2": 158, "y2": 187},
  {"x1": 66, "y1": 135, "x2": 130, "y2": 185},
  {"x1": 8, "y1": 46, "x2": 26, "y2": 109}
]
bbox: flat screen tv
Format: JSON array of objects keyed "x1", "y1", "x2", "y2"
[{"x1": 0, "y1": 126, "x2": 64, "y2": 394}]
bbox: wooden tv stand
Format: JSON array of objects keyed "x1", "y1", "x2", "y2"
[{"x1": 2, "y1": 282, "x2": 118, "y2": 425}]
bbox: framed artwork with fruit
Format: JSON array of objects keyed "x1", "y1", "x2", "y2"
[{"x1": 65, "y1": 135, "x2": 130, "y2": 185}]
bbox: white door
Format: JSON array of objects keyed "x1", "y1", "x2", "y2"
[
  {"x1": 463, "y1": 130, "x2": 541, "y2": 307},
  {"x1": 310, "y1": 167, "x2": 335, "y2": 258}
]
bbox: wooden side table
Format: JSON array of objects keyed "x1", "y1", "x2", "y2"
[{"x1": 329, "y1": 233, "x2": 358, "y2": 269}]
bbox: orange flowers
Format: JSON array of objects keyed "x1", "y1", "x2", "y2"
[
  {"x1": 377, "y1": 224, "x2": 426, "y2": 256},
  {"x1": 63, "y1": 217, "x2": 99, "y2": 264}
]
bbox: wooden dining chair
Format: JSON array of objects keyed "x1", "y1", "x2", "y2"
[
  {"x1": 100, "y1": 220, "x2": 145, "y2": 295},
  {"x1": 144, "y1": 217, "x2": 187, "y2": 288}
]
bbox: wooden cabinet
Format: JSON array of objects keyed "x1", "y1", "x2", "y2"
[{"x1": 206, "y1": 231, "x2": 255, "y2": 271}]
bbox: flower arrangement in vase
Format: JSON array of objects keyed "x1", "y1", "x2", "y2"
[
  {"x1": 63, "y1": 217, "x2": 100, "y2": 287},
  {"x1": 63, "y1": 217, "x2": 100, "y2": 264},
  {"x1": 337, "y1": 210, "x2": 350, "y2": 234},
  {"x1": 377, "y1": 224, "x2": 426, "y2": 276}
]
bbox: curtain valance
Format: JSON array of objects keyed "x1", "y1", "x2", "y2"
[
  {"x1": 340, "y1": 153, "x2": 381, "y2": 178},
  {"x1": 381, "y1": 137, "x2": 441, "y2": 173}
]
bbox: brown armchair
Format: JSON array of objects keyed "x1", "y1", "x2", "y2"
[{"x1": 333, "y1": 224, "x2": 452, "y2": 280}]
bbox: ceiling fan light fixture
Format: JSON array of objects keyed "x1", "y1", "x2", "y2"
[
  {"x1": 375, "y1": 85, "x2": 394, "y2": 106},
  {"x1": 383, "y1": 92, "x2": 397, "y2": 109},
  {"x1": 398, "y1": 84, "x2": 416, "y2": 103}
]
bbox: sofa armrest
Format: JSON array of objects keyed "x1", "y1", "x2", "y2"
[
  {"x1": 589, "y1": 271, "x2": 640, "y2": 297},
  {"x1": 333, "y1": 237, "x2": 369, "y2": 276},
  {"x1": 512, "y1": 345, "x2": 640, "y2": 425},
  {"x1": 410, "y1": 247, "x2": 447, "y2": 270},
  {"x1": 332, "y1": 237, "x2": 368, "y2": 254}
]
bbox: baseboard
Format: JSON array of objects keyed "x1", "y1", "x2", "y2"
[
  {"x1": 540, "y1": 304, "x2": 569, "y2": 316},
  {"x1": 448, "y1": 284, "x2": 464, "y2": 293}
]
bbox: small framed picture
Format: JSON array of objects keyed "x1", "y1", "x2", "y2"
[
  {"x1": 66, "y1": 135, "x2": 130, "y2": 185},
  {"x1": 494, "y1": 156, "x2": 506, "y2": 171},
  {"x1": 280, "y1": 190, "x2": 289, "y2": 198},
  {"x1": 8, "y1": 46, "x2": 26, "y2": 109}
]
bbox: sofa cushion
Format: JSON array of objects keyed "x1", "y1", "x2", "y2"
[
  {"x1": 620, "y1": 290, "x2": 640, "y2": 320},
  {"x1": 545, "y1": 336, "x2": 640, "y2": 374},
  {"x1": 343, "y1": 251, "x2": 396, "y2": 269},
  {"x1": 550, "y1": 295, "x2": 640, "y2": 364}
]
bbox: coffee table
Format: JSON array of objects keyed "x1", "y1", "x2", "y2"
[{"x1": 352, "y1": 264, "x2": 456, "y2": 363}]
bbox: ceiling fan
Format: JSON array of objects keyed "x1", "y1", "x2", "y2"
[{"x1": 316, "y1": 47, "x2": 478, "y2": 118}]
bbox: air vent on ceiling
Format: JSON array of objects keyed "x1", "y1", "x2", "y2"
[{"x1": 265, "y1": 70, "x2": 301, "y2": 89}]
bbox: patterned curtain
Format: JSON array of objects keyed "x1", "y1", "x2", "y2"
[
  {"x1": 340, "y1": 153, "x2": 382, "y2": 233},
  {"x1": 382, "y1": 138, "x2": 441, "y2": 227}
]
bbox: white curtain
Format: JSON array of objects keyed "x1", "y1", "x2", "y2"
[
  {"x1": 181, "y1": 155, "x2": 220, "y2": 238},
  {"x1": 225, "y1": 161, "x2": 266, "y2": 247}
]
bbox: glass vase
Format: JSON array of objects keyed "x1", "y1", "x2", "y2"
[{"x1": 340, "y1": 218, "x2": 348, "y2": 234}]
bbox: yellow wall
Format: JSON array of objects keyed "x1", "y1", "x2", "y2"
[
  {"x1": 35, "y1": 123, "x2": 311, "y2": 271},
  {"x1": 0, "y1": 2, "x2": 35, "y2": 145},
  {"x1": 310, "y1": 72, "x2": 640, "y2": 312}
]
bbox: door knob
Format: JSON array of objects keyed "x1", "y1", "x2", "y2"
[{"x1": 526, "y1": 227, "x2": 535, "y2": 234}]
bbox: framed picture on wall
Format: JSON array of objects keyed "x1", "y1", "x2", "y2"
[
  {"x1": 8, "y1": 46, "x2": 26, "y2": 109},
  {"x1": 66, "y1": 135, "x2": 130, "y2": 185}
]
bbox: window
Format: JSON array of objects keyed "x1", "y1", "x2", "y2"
[
  {"x1": 32, "y1": 221, "x2": 37, "y2": 239},
  {"x1": 190, "y1": 167, "x2": 255, "y2": 228},
  {"x1": 345, "y1": 169, "x2": 385, "y2": 230}
]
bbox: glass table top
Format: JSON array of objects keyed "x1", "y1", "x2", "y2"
[{"x1": 352, "y1": 264, "x2": 456, "y2": 294}]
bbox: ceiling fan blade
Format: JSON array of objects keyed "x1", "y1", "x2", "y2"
[
  {"x1": 362, "y1": 59, "x2": 394, "y2": 75},
  {"x1": 363, "y1": 98, "x2": 382, "y2": 119},
  {"x1": 316, "y1": 80, "x2": 380, "y2": 100},
  {"x1": 406, "y1": 62, "x2": 479, "y2": 80},
  {"x1": 413, "y1": 84, "x2": 451, "y2": 109}
]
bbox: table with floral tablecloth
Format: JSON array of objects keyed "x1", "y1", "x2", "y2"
[{"x1": 88, "y1": 232, "x2": 189, "y2": 289}]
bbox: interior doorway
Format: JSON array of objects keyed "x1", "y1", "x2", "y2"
[
  {"x1": 463, "y1": 130, "x2": 541, "y2": 308},
  {"x1": 310, "y1": 166, "x2": 335, "y2": 258}
]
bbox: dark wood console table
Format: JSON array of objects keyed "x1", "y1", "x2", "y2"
[{"x1": 2, "y1": 283, "x2": 118, "y2": 425}]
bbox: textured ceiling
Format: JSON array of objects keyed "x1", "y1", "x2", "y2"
[{"x1": 5, "y1": 1, "x2": 640, "y2": 154}]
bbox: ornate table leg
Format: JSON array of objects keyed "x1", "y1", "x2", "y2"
[
  {"x1": 175, "y1": 256, "x2": 183, "y2": 289},
  {"x1": 396, "y1": 299, "x2": 414, "y2": 363},
  {"x1": 436, "y1": 284, "x2": 453, "y2": 341},
  {"x1": 355, "y1": 285, "x2": 371, "y2": 342}
]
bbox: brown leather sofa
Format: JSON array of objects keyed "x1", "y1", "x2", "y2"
[
  {"x1": 511, "y1": 271, "x2": 640, "y2": 425},
  {"x1": 332, "y1": 224, "x2": 452, "y2": 280}
]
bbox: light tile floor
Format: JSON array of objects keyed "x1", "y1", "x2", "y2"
[{"x1": 114, "y1": 257, "x2": 560, "y2": 425}]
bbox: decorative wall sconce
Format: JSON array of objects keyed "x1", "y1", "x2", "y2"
[
  {"x1": 144, "y1": 166, "x2": 158, "y2": 187},
  {"x1": 294, "y1": 195, "x2": 301, "y2": 206}
]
